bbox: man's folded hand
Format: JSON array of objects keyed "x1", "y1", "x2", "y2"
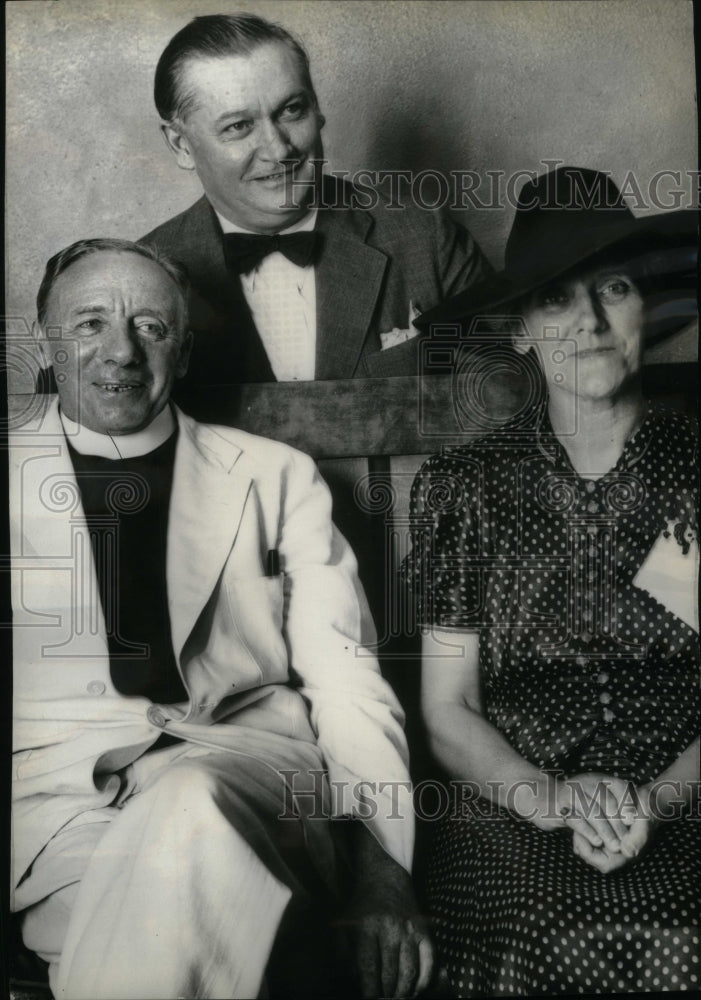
[{"x1": 338, "y1": 822, "x2": 435, "y2": 998}]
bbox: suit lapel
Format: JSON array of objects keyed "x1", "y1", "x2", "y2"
[
  {"x1": 314, "y1": 179, "x2": 389, "y2": 380},
  {"x1": 172, "y1": 199, "x2": 275, "y2": 389},
  {"x1": 13, "y1": 400, "x2": 255, "y2": 675},
  {"x1": 167, "y1": 407, "x2": 252, "y2": 661},
  {"x1": 179, "y1": 196, "x2": 231, "y2": 299},
  {"x1": 11, "y1": 398, "x2": 109, "y2": 659},
  {"x1": 12, "y1": 398, "x2": 77, "y2": 558}
]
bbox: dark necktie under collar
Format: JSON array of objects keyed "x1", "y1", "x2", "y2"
[{"x1": 223, "y1": 231, "x2": 321, "y2": 274}]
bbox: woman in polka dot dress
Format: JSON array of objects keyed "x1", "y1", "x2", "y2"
[{"x1": 406, "y1": 167, "x2": 699, "y2": 995}]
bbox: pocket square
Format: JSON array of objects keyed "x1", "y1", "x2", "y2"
[
  {"x1": 379, "y1": 326, "x2": 418, "y2": 351},
  {"x1": 379, "y1": 299, "x2": 421, "y2": 351}
]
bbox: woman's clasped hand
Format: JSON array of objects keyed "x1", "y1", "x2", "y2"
[
  {"x1": 512, "y1": 771, "x2": 654, "y2": 872},
  {"x1": 561, "y1": 773, "x2": 652, "y2": 872}
]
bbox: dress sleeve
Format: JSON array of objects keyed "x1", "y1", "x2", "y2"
[{"x1": 403, "y1": 451, "x2": 483, "y2": 628}]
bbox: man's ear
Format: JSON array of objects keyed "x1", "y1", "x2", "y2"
[
  {"x1": 160, "y1": 122, "x2": 196, "y2": 172},
  {"x1": 175, "y1": 329, "x2": 194, "y2": 379},
  {"x1": 33, "y1": 320, "x2": 51, "y2": 367}
]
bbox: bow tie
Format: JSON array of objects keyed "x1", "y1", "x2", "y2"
[{"x1": 223, "y1": 231, "x2": 320, "y2": 274}]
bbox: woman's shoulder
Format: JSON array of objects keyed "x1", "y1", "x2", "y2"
[
  {"x1": 417, "y1": 418, "x2": 542, "y2": 473},
  {"x1": 412, "y1": 427, "x2": 540, "y2": 519},
  {"x1": 643, "y1": 406, "x2": 698, "y2": 455}
]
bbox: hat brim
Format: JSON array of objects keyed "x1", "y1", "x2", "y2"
[{"x1": 417, "y1": 208, "x2": 698, "y2": 338}]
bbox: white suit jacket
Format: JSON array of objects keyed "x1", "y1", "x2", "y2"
[{"x1": 11, "y1": 399, "x2": 413, "y2": 900}]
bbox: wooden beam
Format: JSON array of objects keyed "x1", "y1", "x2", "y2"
[{"x1": 8, "y1": 363, "x2": 697, "y2": 460}]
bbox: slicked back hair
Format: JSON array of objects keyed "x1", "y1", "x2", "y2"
[{"x1": 154, "y1": 12, "x2": 317, "y2": 123}]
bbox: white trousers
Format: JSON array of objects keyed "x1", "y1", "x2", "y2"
[{"x1": 21, "y1": 737, "x2": 339, "y2": 1000}]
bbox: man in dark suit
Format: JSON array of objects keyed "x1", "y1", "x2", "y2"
[{"x1": 141, "y1": 11, "x2": 490, "y2": 404}]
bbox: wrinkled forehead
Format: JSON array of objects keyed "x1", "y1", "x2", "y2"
[
  {"x1": 177, "y1": 40, "x2": 314, "y2": 116},
  {"x1": 46, "y1": 251, "x2": 187, "y2": 326}
]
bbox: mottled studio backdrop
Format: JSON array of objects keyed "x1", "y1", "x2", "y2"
[{"x1": 6, "y1": 0, "x2": 698, "y2": 391}]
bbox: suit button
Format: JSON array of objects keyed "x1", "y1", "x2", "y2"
[
  {"x1": 147, "y1": 706, "x2": 166, "y2": 727},
  {"x1": 597, "y1": 671, "x2": 609, "y2": 685},
  {"x1": 603, "y1": 707, "x2": 616, "y2": 723},
  {"x1": 87, "y1": 681, "x2": 106, "y2": 695},
  {"x1": 576, "y1": 656, "x2": 588, "y2": 667},
  {"x1": 599, "y1": 692, "x2": 612, "y2": 705}
]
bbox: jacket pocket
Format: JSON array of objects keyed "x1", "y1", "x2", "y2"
[
  {"x1": 363, "y1": 334, "x2": 422, "y2": 378},
  {"x1": 187, "y1": 576, "x2": 290, "y2": 710},
  {"x1": 223, "y1": 575, "x2": 288, "y2": 682}
]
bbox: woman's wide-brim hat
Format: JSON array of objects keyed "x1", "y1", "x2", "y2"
[{"x1": 417, "y1": 166, "x2": 698, "y2": 342}]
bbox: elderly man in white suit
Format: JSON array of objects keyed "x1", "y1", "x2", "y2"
[{"x1": 11, "y1": 239, "x2": 432, "y2": 999}]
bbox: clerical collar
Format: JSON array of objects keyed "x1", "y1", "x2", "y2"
[
  {"x1": 215, "y1": 207, "x2": 318, "y2": 236},
  {"x1": 60, "y1": 405, "x2": 176, "y2": 459}
]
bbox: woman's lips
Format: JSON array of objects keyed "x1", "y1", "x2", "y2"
[{"x1": 574, "y1": 347, "x2": 615, "y2": 359}]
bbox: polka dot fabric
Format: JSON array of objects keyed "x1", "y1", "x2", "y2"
[{"x1": 405, "y1": 407, "x2": 700, "y2": 995}]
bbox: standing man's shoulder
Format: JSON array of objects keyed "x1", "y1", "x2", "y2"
[
  {"x1": 319, "y1": 173, "x2": 459, "y2": 238},
  {"x1": 318, "y1": 173, "x2": 491, "y2": 295},
  {"x1": 140, "y1": 195, "x2": 215, "y2": 258}
]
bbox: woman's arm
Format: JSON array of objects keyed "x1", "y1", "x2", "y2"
[
  {"x1": 421, "y1": 628, "x2": 542, "y2": 807},
  {"x1": 642, "y1": 735, "x2": 700, "y2": 819},
  {"x1": 421, "y1": 628, "x2": 622, "y2": 850}
]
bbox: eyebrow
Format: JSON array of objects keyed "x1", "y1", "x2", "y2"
[
  {"x1": 71, "y1": 306, "x2": 172, "y2": 320},
  {"x1": 132, "y1": 308, "x2": 171, "y2": 319},
  {"x1": 213, "y1": 90, "x2": 309, "y2": 128}
]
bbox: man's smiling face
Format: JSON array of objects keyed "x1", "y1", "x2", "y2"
[
  {"x1": 162, "y1": 42, "x2": 324, "y2": 233},
  {"x1": 42, "y1": 250, "x2": 191, "y2": 435}
]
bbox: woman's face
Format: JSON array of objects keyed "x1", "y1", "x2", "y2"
[{"x1": 517, "y1": 264, "x2": 645, "y2": 402}]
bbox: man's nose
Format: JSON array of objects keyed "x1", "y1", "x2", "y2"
[
  {"x1": 258, "y1": 119, "x2": 293, "y2": 160},
  {"x1": 575, "y1": 288, "x2": 608, "y2": 335},
  {"x1": 99, "y1": 322, "x2": 142, "y2": 365}
]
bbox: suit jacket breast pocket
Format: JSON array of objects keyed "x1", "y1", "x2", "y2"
[
  {"x1": 362, "y1": 334, "x2": 422, "y2": 379},
  {"x1": 221, "y1": 576, "x2": 289, "y2": 685}
]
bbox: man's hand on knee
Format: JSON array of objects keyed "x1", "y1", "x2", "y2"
[{"x1": 338, "y1": 823, "x2": 435, "y2": 998}]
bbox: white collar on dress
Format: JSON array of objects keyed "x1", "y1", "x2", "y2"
[{"x1": 59, "y1": 404, "x2": 176, "y2": 459}]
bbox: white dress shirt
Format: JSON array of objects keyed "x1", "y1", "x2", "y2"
[{"x1": 215, "y1": 209, "x2": 318, "y2": 382}]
